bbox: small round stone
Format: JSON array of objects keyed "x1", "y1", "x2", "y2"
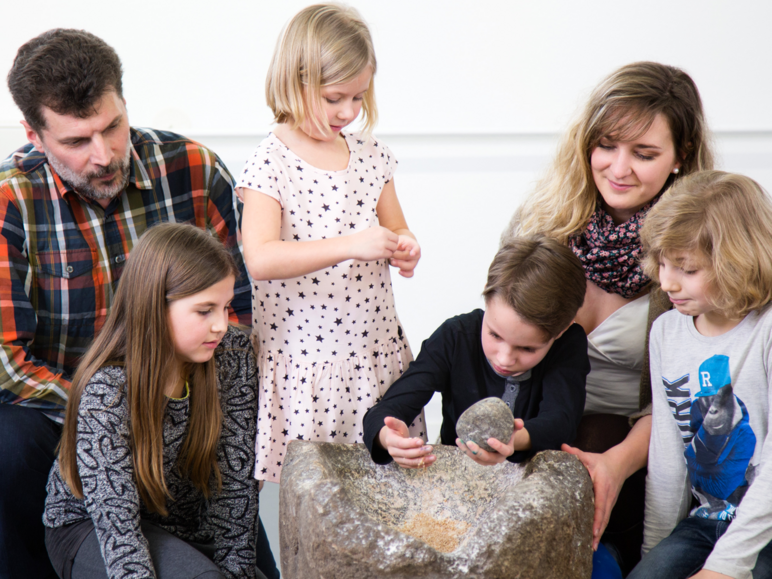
[{"x1": 456, "y1": 397, "x2": 515, "y2": 452}]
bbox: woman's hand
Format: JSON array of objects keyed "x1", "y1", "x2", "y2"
[
  {"x1": 378, "y1": 416, "x2": 435, "y2": 469},
  {"x1": 389, "y1": 235, "x2": 421, "y2": 278},
  {"x1": 690, "y1": 571, "x2": 734, "y2": 579},
  {"x1": 562, "y1": 443, "x2": 626, "y2": 550},
  {"x1": 350, "y1": 226, "x2": 399, "y2": 262},
  {"x1": 456, "y1": 419, "x2": 524, "y2": 466}
]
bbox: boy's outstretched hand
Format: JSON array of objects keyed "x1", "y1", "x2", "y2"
[
  {"x1": 378, "y1": 416, "x2": 435, "y2": 468},
  {"x1": 456, "y1": 418, "x2": 525, "y2": 465}
]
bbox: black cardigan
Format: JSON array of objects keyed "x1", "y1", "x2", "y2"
[{"x1": 363, "y1": 310, "x2": 589, "y2": 463}]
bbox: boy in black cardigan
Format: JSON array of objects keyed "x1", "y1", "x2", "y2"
[{"x1": 363, "y1": 236, "x2": 590, "y2": 468}]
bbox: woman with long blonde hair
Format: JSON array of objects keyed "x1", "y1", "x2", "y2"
[
  {"x1": 506, "y1": 61, "x2": 715, "y2": 575},
  {"x1": 42, "y1": 223, "x2": 265, "y2": 579}
]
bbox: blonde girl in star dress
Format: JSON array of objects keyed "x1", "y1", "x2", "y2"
[{"x1": 236, "y1": 3, "x2": 425, "y2": 482}]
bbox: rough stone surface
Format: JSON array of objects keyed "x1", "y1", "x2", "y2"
[
  {"x1": 456, "y1": 397, "x2": 516, "y2": 452},
  {"x1": 280, "y1": 442, "x2": 593, "y2": 579}
]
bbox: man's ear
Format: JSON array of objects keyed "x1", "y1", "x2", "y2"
[{"x1": 20, "y1": 120, "x2": 45, "y2": 154}]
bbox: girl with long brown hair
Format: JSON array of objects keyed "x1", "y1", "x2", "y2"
[{"x1": 42, "y1": 223, "x2": 264, "y2": 579}]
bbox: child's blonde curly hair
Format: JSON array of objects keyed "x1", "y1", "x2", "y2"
[{"x1": 641, "y1": 170, "x2": 772, "y2": 319}]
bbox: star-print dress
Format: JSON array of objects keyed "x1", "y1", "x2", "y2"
[{"x1": 237, "y1": 131, "x2": 426, "y2": 481}]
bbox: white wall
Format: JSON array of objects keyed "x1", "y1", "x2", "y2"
[
  {"x1": 3, "y1": 0, "x2": 772, "y2": 565},
  {"x1": 3, "y1": 1, "x2": 772, "y2": 133}
]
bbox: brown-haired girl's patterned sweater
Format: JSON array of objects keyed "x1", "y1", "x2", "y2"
[{"x1": 43, "y1": 327, "x2": 259, "y2": 579}]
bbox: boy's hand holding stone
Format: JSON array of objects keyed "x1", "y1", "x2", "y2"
[
  {"x1": 455, "y1": 397, "x2": 521, "y2": 466},
  {"x1": 379, "y1": 416, "x2": 435, "y2": 469},
  {"x1": 456, "y1": 419, "x2": 523, "y2": 465}
]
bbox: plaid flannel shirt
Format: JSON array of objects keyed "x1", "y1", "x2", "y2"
[{"x1": 0, "y1": 127, "x2": 251, "y2": 422}]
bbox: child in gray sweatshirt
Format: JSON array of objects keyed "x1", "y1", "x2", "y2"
[{"x1": 630, "y1": 171, "x2": 772, "y2": 579}]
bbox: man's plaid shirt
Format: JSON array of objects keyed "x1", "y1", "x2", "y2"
[{"x1": 0, "y1": 127, "x2": 251, "y2": 421}]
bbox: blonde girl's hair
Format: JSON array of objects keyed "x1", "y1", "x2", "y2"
[
  {"x1": 641, "y1": 171, "x2": 772, "y2": 319},
  {"x1": 483, "y1": 235, "x2": 586, "y2": 339},
  {"x1": 58, "y1": 223, "x2": 239, "y2": 515},
  {"x1": 266, "y1": 3, "x2": 378, "y2": 137},
  {"x1": 506, "y1": 61, "x2": 715, "y2": 245}
]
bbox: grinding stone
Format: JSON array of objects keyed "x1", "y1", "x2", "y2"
[
  {"x1": 280, "y1": 442, "x2": 594, "y2": 579},
  {"x1": 456, "y1": 397, "x2": 515, "y2": 452}
]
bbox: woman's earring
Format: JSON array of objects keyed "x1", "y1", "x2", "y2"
[{"x1": 673, "y1": 167, "x2": 680, "y2": 174}]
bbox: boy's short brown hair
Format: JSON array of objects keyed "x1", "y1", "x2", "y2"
[{"x1": 483, "y1": 236, "x2": 586, "y2": 339}]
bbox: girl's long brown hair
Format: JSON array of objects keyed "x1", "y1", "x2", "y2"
[{"x1": 59, "y1": 223, "x2": 239, "y2": 515}]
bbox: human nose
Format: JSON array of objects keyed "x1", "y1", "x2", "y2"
[
  {"x1": 212, "y1": 308, "x2": 229, "y2": 334},
  {"x1": 497, "y1": 346, "x2": 516, "y2": 368},
  {"x1": 89, "y1": 134, "x2": 113, "y2": 167},
  {"x1": 609, "y1": 149, "x2": 632, "y2": 179},
  {"x1": 337, "y1": 100, "x2": 355, "y2": 121},
  {"x1": 659, "y1": 265, "x2": 680, "y2": 292}
]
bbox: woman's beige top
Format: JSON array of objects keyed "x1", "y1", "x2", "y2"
[{"x1": 585, "y1": 293, "x2": 651, "y2": 417}]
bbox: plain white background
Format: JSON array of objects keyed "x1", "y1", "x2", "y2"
[{"x1": 2, "y1": 0, "x2": 772, "y2": 567}]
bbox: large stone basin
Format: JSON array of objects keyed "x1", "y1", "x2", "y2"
[{"x1": 279, "y1": 442, "x2": 593, "y2": 579}]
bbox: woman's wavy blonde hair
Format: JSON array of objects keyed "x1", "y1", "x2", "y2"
[
  {"x1": 266, "y1": 3, "x2": 378, "y2": 137},
  {"x1": 641, "y1": 171, "x2": 772, "y2": 319},
  {"x1": 506, "y1": 62, "x2": 715, "y2": 245}
]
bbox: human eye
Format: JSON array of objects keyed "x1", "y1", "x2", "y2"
[
  {"x1": 635, "y1": 151, "x2": 656, "y2": 161},
  {"x1": 519, "y1": 347, "x2": 536, "y2": 353},
  {"x1": 324, "y1": 97, "x2": 340, "y2": 104},
  {"x1": 489, "y1": 330, "x2": 502, "y2": 341},
  {"x1": 597, "y1": 140, "x2": 615, "y2": 151},
  {"x1": 198, "y1": 309, "x2": 213, "y2": 317}
]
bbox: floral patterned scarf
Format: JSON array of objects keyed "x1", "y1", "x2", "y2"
[{"x1": 568, "y1": 202, "x2": 653, "y2": 299}]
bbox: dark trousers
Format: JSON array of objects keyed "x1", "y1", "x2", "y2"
[
  {"x1": 628, "y1": 517, "x2": 772, "y2": 579},
  {"x1": 0, "y1": 404, "x2": 61, "y2": 579},
  {"x1": 0, "y1": 404, "x2": 280, "y2": 579},
  {"x1": 47, "y1": 520, "x2": 253, "y2": 579}
]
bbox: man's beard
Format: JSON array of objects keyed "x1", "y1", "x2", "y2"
[{"x1": 44, "y1": 143, "x2": 132, "y2": 201}]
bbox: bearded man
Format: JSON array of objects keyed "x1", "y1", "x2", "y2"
[{"x1": 0, "y1": 29, "x2": 277, "y2": 579}]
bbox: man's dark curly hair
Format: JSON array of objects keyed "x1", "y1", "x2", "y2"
[{"x1": 7, "y1": 28, "x2": 123, "y2": 133}]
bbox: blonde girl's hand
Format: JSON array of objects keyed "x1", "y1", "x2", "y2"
[
  {"x1": 389, "y1": 235, "x2": 421, "y2": 278},
  {"x1": 456, "y1": 418, "x2": 523, "y2": 466},
  {"x1": 350, "y1": 226, "x2": 399, "y2": 262},
  {"x1": 378, "y1": 416, "x2": 435, "y2": 469}
]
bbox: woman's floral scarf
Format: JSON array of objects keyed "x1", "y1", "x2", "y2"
[{"x1": 568, "y1": 202, "x2": 654, "y2": 299}]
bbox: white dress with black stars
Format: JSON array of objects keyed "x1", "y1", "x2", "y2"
[{"x1": 237, "y1": 131, "x2": 426, "y2": 481}]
